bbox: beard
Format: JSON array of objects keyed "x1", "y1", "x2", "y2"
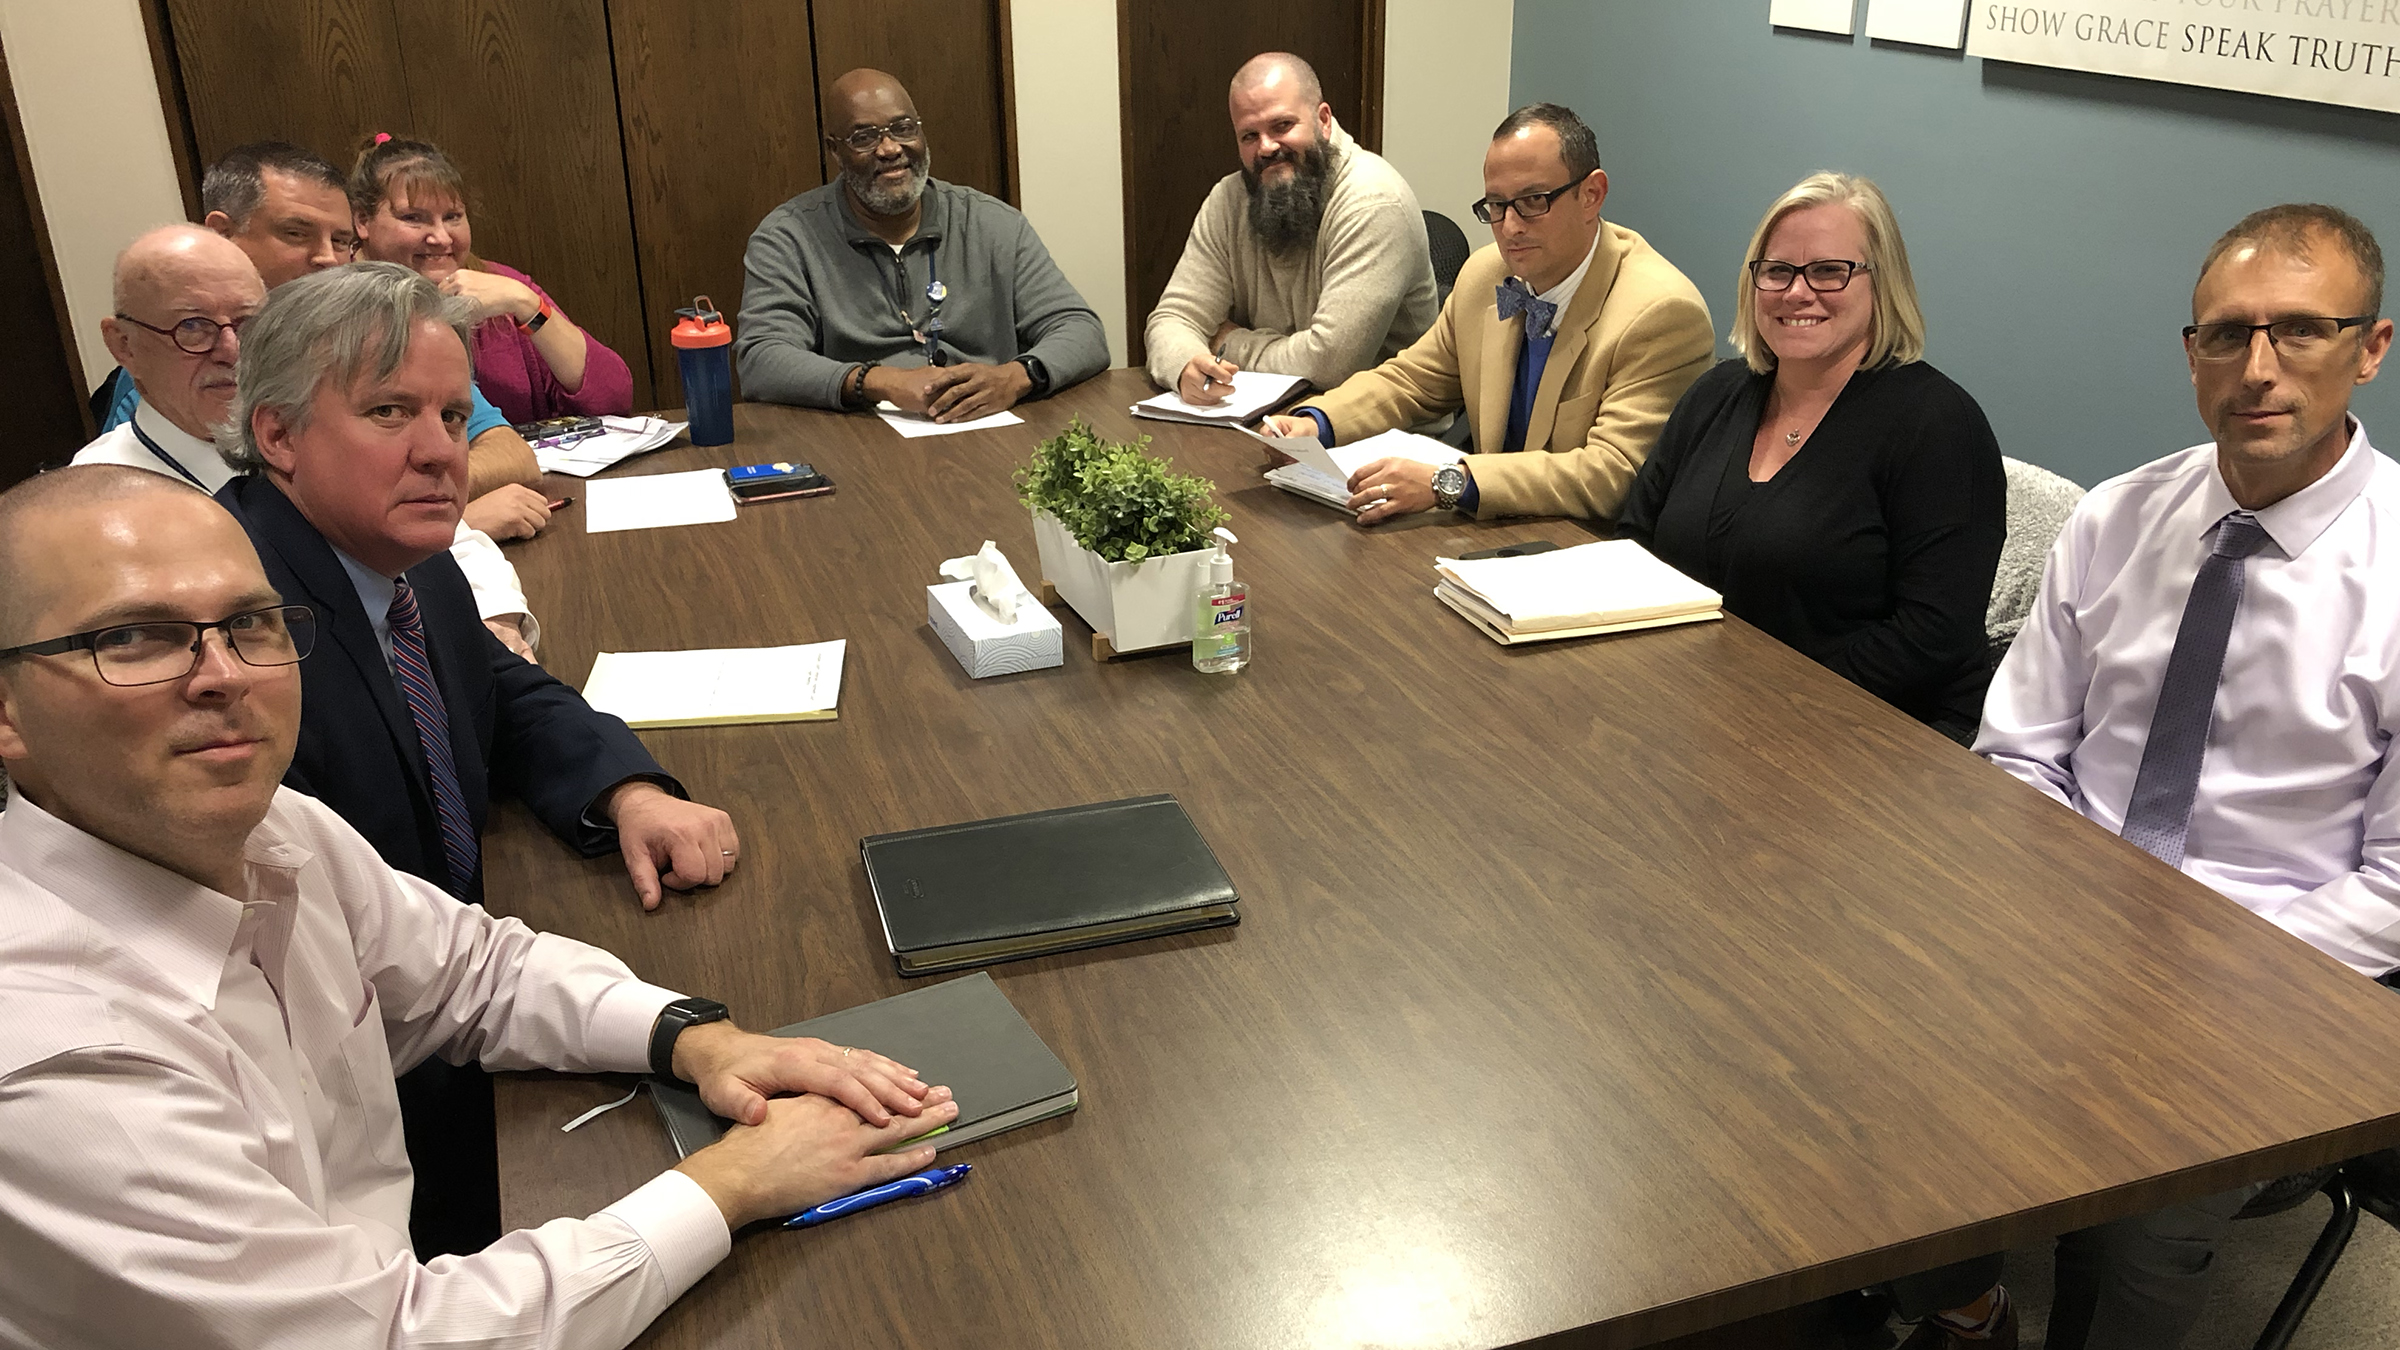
[
  {"x1": 845, "y1": 144, "x2": 933, "y2": 216},
  {"x1": 1241, "y1": 138, "x2": 1333, "y2": 255}
]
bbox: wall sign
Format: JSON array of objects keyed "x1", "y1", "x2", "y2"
[
  {"x1": 1772, "y1": 0, "x2": 1857, "y2": 35},
  {"x1": 1867, "y1": 0, "x2": 1969, "y2": 48},
  {"x1": 1967, "y1": 1, "x2": 2400, "y2": 114}
]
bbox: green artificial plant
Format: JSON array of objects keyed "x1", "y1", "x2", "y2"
[{"x1": 1016, "y1": 417, "x2": 1229, "y2": 563}]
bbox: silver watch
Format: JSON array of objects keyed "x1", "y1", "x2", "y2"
[{"x1": 1432, "y1": 463, "x2": 1468, "y2": 512}]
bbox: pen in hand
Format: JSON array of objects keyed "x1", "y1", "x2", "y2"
[
  {"x1": 1201, "y1": 344, "x2": 1231, "y2": 393},
  {"x1": 786, "y1": 1163, "x2": 972, "y2": 1228},
  {"x1": 546, "y1": 497, "x2": 575, "y2": 511}
]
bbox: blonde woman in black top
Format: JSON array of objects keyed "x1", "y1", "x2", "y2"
[{"x1": 1619, "y1": 172, "x2": 2005, "y2": 745}]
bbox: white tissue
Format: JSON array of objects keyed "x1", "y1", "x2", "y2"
[{"x1": 938, "y1": 540, "x2": 1030, "y2": 624}]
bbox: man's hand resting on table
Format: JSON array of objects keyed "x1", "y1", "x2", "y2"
[
  {"x1": 604, "y1": 780, "x2": 741, "y2": 910},
  {"x1": 1345, "y1": 457, "x2": 1444, "y2": 525},
  {"x1": 669, "y1": 1020, "x2": 958, "y2": 1228},
  {"x1": 925, "y1": 362, "x2": 1032, "y2": 422}
]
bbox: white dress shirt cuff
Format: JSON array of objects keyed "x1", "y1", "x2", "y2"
[
  {"x1": 588, "y1": 979, "x2": 687, "y2": 1073},
  {"x1": 603, "y1": 1170, "x2": 734, "y2": 1298}
]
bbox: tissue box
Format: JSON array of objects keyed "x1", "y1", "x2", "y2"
[{"x1": 928, "y1": 581, "x2": 1063, "y2": 678}]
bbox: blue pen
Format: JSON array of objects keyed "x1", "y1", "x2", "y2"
[{"x1": 784, "y1": 1163, "x2": 972, "y2": 1228}]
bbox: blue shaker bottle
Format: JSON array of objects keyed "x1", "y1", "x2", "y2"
[{"x1": 671, "y1": 296, "x2": 734, "y2": 446}]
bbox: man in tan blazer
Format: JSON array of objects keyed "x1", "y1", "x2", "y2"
[{"x1": 1268, "y1": 103, "x2": 1713, "y2": 523}]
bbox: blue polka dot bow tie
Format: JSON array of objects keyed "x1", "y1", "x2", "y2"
[{"x1": 1495, "y1": 277, "x2": 1556, "y2": 335}]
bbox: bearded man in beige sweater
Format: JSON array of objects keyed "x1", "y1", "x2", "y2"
[{"x1": 1144, "y1": 52, "x2": 1439, "y2": 405}]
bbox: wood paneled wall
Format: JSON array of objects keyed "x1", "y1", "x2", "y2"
[
  {"x1": 148, "y1": 1, "x2": 1013, "y2": 413},
  {"x1": 1117, "y1": 0, "x2": 1382, "y2": 368},
  {"x1": 0, "y1": 40, "x2": 89, "y2": 488}
]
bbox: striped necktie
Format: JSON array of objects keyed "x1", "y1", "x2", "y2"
[
  {"x1": 2118, "y1": 510, "x2": 2272, "y2": 868},
  {"x1": 387, "y1": 577, "x2": 479, "y2": 894}
]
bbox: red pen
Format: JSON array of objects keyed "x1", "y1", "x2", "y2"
[{"x1": 546, "y1": 496, "x2": 574, "y2": 510}]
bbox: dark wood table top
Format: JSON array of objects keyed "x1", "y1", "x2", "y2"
[{"x1": 488, "y1": 368, "x2": 2400, "y2": 1349}]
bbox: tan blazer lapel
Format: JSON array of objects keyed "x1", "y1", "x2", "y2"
[
  {"x1": 1471, "y1": 283, "x2": 1518, "y2": 454},
  {"x1": 1530, "y1": 224, "x2": 1632, "y2": 445}
]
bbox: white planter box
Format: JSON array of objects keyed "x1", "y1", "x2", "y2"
[{"x1": 1029, "y1": 509, "x2": 1211, "y2": 653}]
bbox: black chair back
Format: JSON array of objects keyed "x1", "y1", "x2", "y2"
[{"x1": 1424, "y1": 210, "x2": 1472, "y2": 302}]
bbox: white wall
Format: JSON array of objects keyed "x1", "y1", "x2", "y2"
[
  {"x1": 1010, "y1": 0, "x2": 1130, "y2": 367},
  {"x1": 0, "y1": 0, "x2": 186, "y2": 393},
  {"x1": 1382, "y1": 0, "x2": 1515, "y2": 239}
]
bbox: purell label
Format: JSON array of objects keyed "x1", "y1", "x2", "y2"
[{"x1": 1210, "y1": 592, "x2": 1246, "y2": 626}]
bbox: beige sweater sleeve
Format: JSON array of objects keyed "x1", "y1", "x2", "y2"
[
  {"x1": 1144, "y1": 179, "x2": 1242, "y2": 388},
  {"x1": 1465, "y1": 288, "x2": 1716, "y2": 520},
  {"x1": 1306, "y1": 288, "x2": 1468, "y2": 439}
]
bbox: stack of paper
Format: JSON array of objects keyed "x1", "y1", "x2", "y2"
[
  {"x1": 582, "y1": 640, "x2": 846, "y2": 727},
  {"x1": 535, "y1": 416, "x2": 688, "y2": 476},
  {"x1": 1433, "y1": 540, "x2": 1722, "y2": 644},
  {"x1": 583, "y1": 469, "x2": 737, "y2": 533},
  {"x1": 874, "y1": 401, "x2": 1025, "y2": 438},
  {"x1": 1264, "y1": 427, "x2": 1467, "y2": 511},
  {"x1": 1130, "y1": 370, "x2": 1308, "y2": 425}
]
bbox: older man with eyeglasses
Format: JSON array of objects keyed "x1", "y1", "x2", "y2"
[
  {"x1": 735, "y1": 67, "x2": 1108, "y2": 422},
  {"x1": 1265, "y1": 101, "x2": 1714, "y2": 525},
  {"x1": 1968, "y1": 203, "x2": 2400, "y2": 1350}
]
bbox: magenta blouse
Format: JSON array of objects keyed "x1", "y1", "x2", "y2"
[{"x1": 470, "y1": 260, "x2": 634, "y2": 424}]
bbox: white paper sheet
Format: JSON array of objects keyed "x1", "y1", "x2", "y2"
[
  {"x1": 583, "y1": 469, "x2": 738, "y2": 533},
  {"x1": 1770, "y1": 0, "x2": 1856, "y2": 34},
  {"x1": 1864, "y1": 0, "x2": 1965, "y2": 47},
  {"x1": 583, "y1": 641, "x2": 846, "y2": 728},
  {"x1": 874, "y1": 403, "x2": 1026, "y2": 438},
  {"x1": 534, "y1": 416, "x2": 689, "y2": 476},
  {"x1": 1129, "y1": 370, "x2": 1308, "y2": 424}
]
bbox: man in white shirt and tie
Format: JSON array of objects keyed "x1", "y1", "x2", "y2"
[
  {"x1": 1969, "y1": 204, "x2": 2398, "y2": 1349},
  {"x1": 0, "y1": 463, "x2": 958, "y2": 1349}
]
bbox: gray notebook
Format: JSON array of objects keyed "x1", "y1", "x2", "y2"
[{"x1": 650, "y1": 972, "x2": 1078, "y2": 1158}]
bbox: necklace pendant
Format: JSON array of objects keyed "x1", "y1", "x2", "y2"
[{"x1": 1784, "y1": 428, "x2": 1802, "y2": 446}]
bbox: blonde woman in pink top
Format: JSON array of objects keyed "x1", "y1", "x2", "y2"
[{"x1": 350, "y1": 135, "x2": 633, "y2": 424}]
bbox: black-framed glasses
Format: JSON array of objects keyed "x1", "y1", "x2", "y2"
[
  {"x1": 833, "y1": 116, "x2": 924, "y2": 152},
  {"x1": 114, "y1": 311, "x2": 254, "y2": 355},
  {"x1": 1749, "y1": 259, "x2": 1871, "y2": 293},
  {"x1": 2182, "y1": 315, "x2": 2377, "y2": 363},
  {"x1": 0, "y1": 605, "x2": 315, "y2": 687},
  {"x1": 1469, "y1": 172, "x2": 1594, "y2": 225}
]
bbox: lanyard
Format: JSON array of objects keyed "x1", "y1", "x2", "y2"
[
  {"x1": 893, "y1": 243, "x2": 947, "y2": 364},
  {"x1": 130, "y1": 418, "x2": 207, "y2": 490}
]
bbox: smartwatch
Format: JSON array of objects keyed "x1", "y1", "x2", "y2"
[
  {"x1": 647, "y1": 996, "x2": 730, "y2": 1081},
  {"x1": 1016, "y1": 353, "x2": 1051, "y2": 398},
  {"x1": 516, "y1": 298, "x2": 553, "y2": 335}
]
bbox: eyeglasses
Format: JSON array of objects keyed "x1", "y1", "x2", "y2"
[
  {"x1": 114, "y1": 311, "x2": 254, "y2": 355},
  {"x1": 2183, "y1": 315, "x2": 2377, "y2": 363},
  {"x1": 1469, "y1": 172, "x2": 1594, "y2": 225},
  {"x1": 0, "y1": 605, "x2": 316, "y2": 687},
  {"x1": 1749, "y1": 259, "x2": 1871, "y2": 293},
  {"x1": 833, "y1": 116, "x2": 924, "y2": 152}
]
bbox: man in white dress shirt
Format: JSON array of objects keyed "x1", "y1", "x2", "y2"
[
  {"x1": 1970, "y1": 203, "x2": 2397, "y2": 1350},
  {"x1": 0, "y1": 464, "x2": 958, "y2": 1349},
  {"x1": 74, "y1": 224, "x2": 544, "y2": 660}
]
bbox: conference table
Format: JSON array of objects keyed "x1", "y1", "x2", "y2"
[{"x1": 487, "y1": 369, "x2": 2400, "y2": 1348}]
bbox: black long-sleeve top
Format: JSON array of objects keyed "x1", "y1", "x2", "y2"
[{"x1": 1619, "y1": 358, "x2": 2006, "y2": 741}]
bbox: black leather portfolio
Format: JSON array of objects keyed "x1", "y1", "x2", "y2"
[
  {"x1": 651, "y1": 972, "x2": 1078, "y2": 1159},
  {"x1": 862, "y1": 793, "x2": 1240, "y2": 975}
]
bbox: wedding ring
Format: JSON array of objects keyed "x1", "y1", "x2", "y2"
[
  {"x1": 840, "y1": 1046, "x2": 855, "y2": 1058},
  {"x1": 722, "y1": 850, "x2": 735, "y2": 857}
]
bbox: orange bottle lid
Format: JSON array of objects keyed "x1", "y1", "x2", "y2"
[{"x1": 672, "y1": 296, "x2": 731, "y2": 348}]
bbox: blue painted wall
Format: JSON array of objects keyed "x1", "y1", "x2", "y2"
[{"x1": 1507, "y1": 3, "x2": 2400, "y2": 486}]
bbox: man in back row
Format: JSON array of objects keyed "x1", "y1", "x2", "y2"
[
  {"x1": 1268, "y1": 102, "x2": 1713, "y2": 525},
  {"x1": 1146, "y1": 52, "x2": 1438, "y2": 405},
  {"x1": 737, "y1": 68, "x2": 1108, "y2": 423},
  {"x1": 0, "y1": 464, "x2": 958, "y2": 1347}
]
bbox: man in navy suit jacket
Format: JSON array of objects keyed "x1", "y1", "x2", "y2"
[{"x1": 213, "y1": 262, "x2": 741, "y2": 1256}]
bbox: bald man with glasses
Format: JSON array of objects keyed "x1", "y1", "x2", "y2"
[{"x1": 1265, "y1": 101, "x2": 1712, "y2": 526}]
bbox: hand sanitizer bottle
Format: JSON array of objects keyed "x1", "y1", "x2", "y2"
[{"x1": 1193, "y1": 527, "x2": 1250, "y2": 673}]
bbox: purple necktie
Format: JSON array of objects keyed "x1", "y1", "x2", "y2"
[
  {"x1": 2119, "y1": 510, "x2": 2271, "y2": 868},
  {"x1": 387, "y1": 578, "x2": 479, "y2": 894}
]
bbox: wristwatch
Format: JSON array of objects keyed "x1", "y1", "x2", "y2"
[
  {"x1": 647, "y1": 996, "x2": 730, "y2": 1081},
  {"x1": 1016, "y1": 353, "x2": 1051, "y2": 398},
  {"x1": 1432, "y1": 463, "x2": 1468, "y2": 512}
]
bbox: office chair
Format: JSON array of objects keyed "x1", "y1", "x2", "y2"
[
  {"x1": 1424, "y1": 209, "x2": 1471, "y2": 305},
  {"x1": 2233, "y1": 1150, "x2": 2400, "y2": 1349},
  {"x1": 1985, "y1": 457, "x2": 2083, "y2": 669}
]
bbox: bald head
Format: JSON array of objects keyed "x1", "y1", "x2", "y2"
[
  {"x1": 1231, "y1": 52, "x2": 1323, "y2": 107},
  {"x1": 826, "y1": 68, "x2": 918, "y2": 132},
  {"x1": 0, "y1": 465, "x2": 212, "y2": 644},
  {"x1": 103, "y1": 224, "x2": 266, "y2": 442}
]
